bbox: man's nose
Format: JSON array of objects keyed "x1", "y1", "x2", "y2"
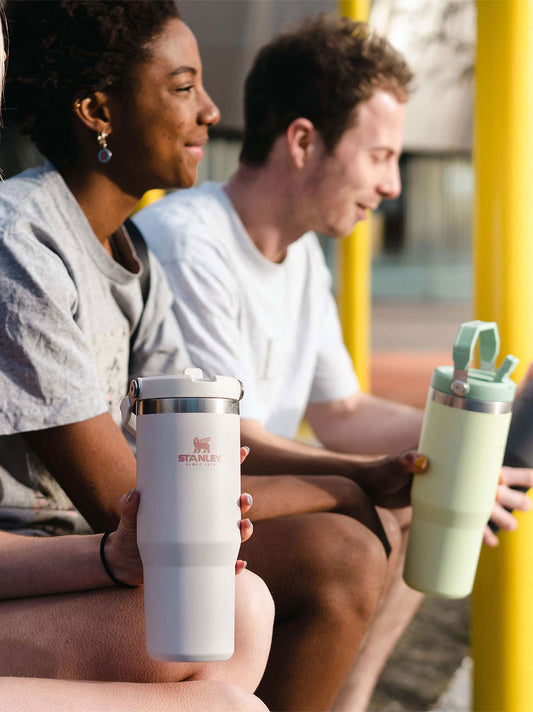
[{"x1": 378, "y1": 163, "x2": 402, "y2": 199}]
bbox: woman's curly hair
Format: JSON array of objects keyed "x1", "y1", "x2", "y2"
[{"x1": 5, "y1": 1, "x2": 180, "y2": 168}]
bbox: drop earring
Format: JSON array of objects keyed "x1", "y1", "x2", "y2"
[{"x1": 97, "y1": 131, "x2": 112, "y2": 163}]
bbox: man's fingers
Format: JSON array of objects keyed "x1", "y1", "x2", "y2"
[
  {"x1": 496, "y1": 485, "x2": 532, "y2": 513},
  {"x1": 489, "y1": 501, "x2": 519, "y2": 533},
  {"x1": 400, "y1": 450, "x2": 428, "y2": 474},
  {"x1": 500, "y1": 466, "x2": 533, "y2": 490},
  {"x1": 483, "y1": 524, "x2": 500, "y2": 548}
]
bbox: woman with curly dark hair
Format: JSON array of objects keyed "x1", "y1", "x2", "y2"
[{"x1": 0, "y1": 3, "x2": 273, "y2": 710}]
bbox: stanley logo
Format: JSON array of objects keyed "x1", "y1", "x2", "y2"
[
  {"x1": 193, "y1": 437, "x2": 210, "y2": 453},
  {"x1": 179, "y1": 437, "x2": 222, "y2": 465}
]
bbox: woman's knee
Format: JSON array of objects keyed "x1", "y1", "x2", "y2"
[
  {"x1": 205, "y1": 682, "x2": 269, "y2": 712},
  {"x1": 231, "y1": 570, "x2": 274, "y2": 691}
]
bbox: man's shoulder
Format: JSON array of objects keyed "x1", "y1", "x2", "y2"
[{"x1": 134, "y1": 182, "x2": 232, "y2": 262}]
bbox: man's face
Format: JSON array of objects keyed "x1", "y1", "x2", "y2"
[{"x1": 305, "y1": 90, "x2": 406, "y2": 238}]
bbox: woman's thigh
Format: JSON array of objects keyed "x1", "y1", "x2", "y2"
[
  {"x1": 0, "y1": 678, "x2": 269, "y2": 712},
  {"x1": 0, "y1": 570, "x2": 273, "y2": 687}
]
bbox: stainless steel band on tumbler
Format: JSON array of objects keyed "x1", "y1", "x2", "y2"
[
  {"x1": 135, "y1": 398, "x2": 240, "y2": 415},
  {"x1": 429, "y1": 387, "x2": 513, "y2": 415}
]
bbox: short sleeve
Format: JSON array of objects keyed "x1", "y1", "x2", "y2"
[
  {"x1": 308, "y1": 278, "x2": 359, "y2": 404},
  {"x1": 0, "y1": 227, "x2": 107, "y2": 434}
]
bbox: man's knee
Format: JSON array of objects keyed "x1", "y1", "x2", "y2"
[{"x1": 299, "y1": 513, "x2": 388, "y2": 624}]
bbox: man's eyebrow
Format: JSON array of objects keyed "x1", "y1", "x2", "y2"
[{"x1": 170, "y1": 66, "x2": 197, "y2": 77}]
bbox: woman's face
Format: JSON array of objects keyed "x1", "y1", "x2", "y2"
[{"x1": 107, "y1": 18, "x2": 219, "y2": 194}]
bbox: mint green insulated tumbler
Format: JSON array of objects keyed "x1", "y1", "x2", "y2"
[{"x1": 403, "y1": 321, "x2": 518, "y2": 598}]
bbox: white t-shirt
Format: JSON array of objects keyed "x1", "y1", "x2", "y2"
[
  {"x1": 134, "y1": 181, "x2": 358, "y2": 439},
  {"x1": 0, "y1": 163, "x2": 190, "y2": 534}
]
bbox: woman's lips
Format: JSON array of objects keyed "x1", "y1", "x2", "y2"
[{"x1": 185, "y1": 144, "x2": 204, "y2": 161}]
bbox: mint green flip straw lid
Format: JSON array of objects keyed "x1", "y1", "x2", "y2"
[{"x1": 431, "y1": 321, "x2": 517, "y2": 402}]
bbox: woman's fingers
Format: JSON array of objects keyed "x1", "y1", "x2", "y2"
[
  {"x1": 117, "y1": 488, "x2": 139, "y2": 533},
  {"x1": 240, "y1": 517, "x2": 253, "y2": 543},
  {"x1": 239, "y1": 492, "x2": 253, "y2": 516},
  {"x1": 240, "y1": 445, "x2": 250, "y2": 465},
  {"x1": 235, "y1": 559, "x2": 248, "y2": 575}
]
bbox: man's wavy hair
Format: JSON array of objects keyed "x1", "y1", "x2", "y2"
[
  {"x1": 5, "y1": 1, "x2": 180, "y2": 168},
  {"x1": 240, "y1": 14, "x2": 413, "y2": 166}
]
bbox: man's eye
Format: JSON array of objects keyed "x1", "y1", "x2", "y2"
[{"x1": 176, "y1": 85, "x2": 194, "y2": 93}]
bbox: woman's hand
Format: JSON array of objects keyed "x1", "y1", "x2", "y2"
[
  {"x1": 356, "y1": 450, "x2": 429, "y2": 509},
  {"x1": 104, "y1": 446, "x2": 256, "y2": 585},
  {"x1": 237, "y1": 445, "x2": 254, "y2": 574}
]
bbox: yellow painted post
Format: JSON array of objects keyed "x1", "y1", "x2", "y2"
[
  {"x1": 472, "y1": 2, "x2": 533, "y2": 710},
  {"x1": 132, "y1": 189, "x2": 166, "y2": 215},
  {"x1": 337, "y1": 0, "x2": 371, "y2": 392}
]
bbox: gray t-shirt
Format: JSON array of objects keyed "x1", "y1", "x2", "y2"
[{"x1": 0, "y1": 164, "x2": 190, "y2": 534}]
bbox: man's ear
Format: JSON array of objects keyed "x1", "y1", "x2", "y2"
[
  {"x1": 72, "y1": 91, "x2": 113, "y2": 136},
  {"x1": 286, "y1": 117, "x2": 318, "y2": 169}
]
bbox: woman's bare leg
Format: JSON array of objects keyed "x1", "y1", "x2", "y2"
[
  {"x1": 0, "y1": 678, "x2": 268, "y2": 712},
  {"x1": 241, "y1": 512, "x2": 389, "y2": 712},
  {"x1": 0, "y1": 569, "x2": 273, "y2": 695}
]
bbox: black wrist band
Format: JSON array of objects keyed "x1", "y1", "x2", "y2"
[{"x1": 100, "y1": 531, "x2": 138, "y2": 589}]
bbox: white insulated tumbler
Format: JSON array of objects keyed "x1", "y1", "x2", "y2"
[{"x1": 121, "y1": 367, "x2": 243, "y2": 661}]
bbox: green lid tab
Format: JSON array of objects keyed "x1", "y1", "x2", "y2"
[{"x1": 431, "y1": 321, "x2": 518, "y2": 402}]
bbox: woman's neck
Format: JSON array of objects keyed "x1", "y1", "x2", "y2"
[{"x1": 61, "y1": 165, "x2": 140, "y2": 248}]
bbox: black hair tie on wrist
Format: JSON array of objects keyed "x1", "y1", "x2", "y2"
[{"x1": 100, "y1": 531, "x2": 138, "y2": 589}]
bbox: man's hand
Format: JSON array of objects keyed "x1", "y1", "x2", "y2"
[
  {"x1": 484, "y1": 466, "x2": 533, "y2": 547},
  {"x1": 355, "y1": 450, "x2": 428, "y2": 509}
]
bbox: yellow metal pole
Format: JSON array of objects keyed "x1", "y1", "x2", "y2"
[
  {"x1": 337, "y1": 0, "x2": 371, "y2": 392},
  {"x1": 472, "y1": 2, "x2": 533, "y2": 710}
]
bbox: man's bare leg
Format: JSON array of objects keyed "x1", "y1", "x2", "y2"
[
  {"x1": 332, "y1": 507, "x2": 423, "y2": 711},
  {"x1": 241, "y1": 511, "x2": 390, "y2": 712},
  {"x1": 0, "y1": 570, "x2": 273, "y2": 700}
]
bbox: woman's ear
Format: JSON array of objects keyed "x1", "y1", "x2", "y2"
[
  {"x1": 73, "y1": 91, "x2": 113, "y2": 136},
  {"x1": 286, "y1": 117, "x2": 317, "y2": 169}
]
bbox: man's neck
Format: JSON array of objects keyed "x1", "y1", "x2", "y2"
[{"x1": 224, "y1": 163, "x2": 307, "y2": 263}]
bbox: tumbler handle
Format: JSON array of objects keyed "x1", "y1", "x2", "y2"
[
  {"x1": 451, "y1": 321, "x2": 500, "y2": 397},
  {"x1": 120, "y1": 379, "x2": 140, "y2": 437}
]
